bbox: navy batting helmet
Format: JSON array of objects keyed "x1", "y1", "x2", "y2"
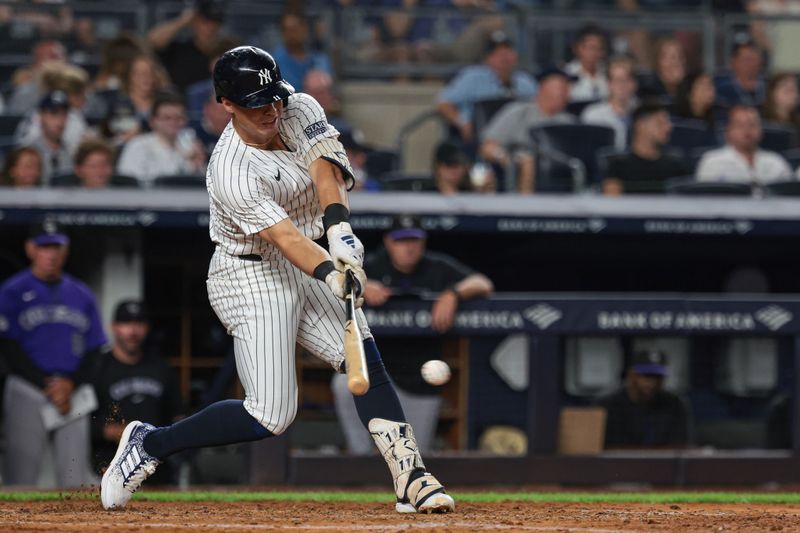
[{"x1": 213, "y1": 46, "x2": 294, "y2": 108}]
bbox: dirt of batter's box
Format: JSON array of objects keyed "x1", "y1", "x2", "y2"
[{"x1": 1, "y1": 500, "x2": 799, "y2": 532}]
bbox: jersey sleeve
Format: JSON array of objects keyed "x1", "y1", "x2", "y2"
[
  {"x1": 211, "y1": 150, "x2": 290, "y2": 235},
  {"x1": 281, "y1": 93, "x2": 354, "y2": 188}
]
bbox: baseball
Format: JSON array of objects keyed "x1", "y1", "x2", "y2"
[{"x1": 421, "y1": 360, "x2": 451, "y2": 386}]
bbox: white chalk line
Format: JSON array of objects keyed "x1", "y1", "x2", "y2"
[{"x1": 1, "y1": 520, "x2": 639, "y2": 532}]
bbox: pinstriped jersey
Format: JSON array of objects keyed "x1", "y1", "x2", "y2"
[{"x1": 206, "y1": 92, "x2": 352, "y2": 257}]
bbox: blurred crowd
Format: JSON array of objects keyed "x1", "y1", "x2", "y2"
[{"x1": 0, "y1": 0, "x2": 799, "y2": 195}]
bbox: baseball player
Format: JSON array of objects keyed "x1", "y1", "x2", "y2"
[{"x1": 101, "y1": 46, "x2": 455, "y2": 514}]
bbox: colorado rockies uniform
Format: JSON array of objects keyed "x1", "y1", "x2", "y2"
[
  {"x1": 205, "y1": 92, "x2": 371, "y2": 435},
  {"x1": 0, "y1": 267, "x2": 107, "y2": 486}
]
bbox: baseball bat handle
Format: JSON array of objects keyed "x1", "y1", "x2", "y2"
[{"x1": 344, "y1": 268, "x2": 369, "y2": 395}]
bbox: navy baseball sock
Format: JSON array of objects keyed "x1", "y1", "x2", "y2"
[
  {"x1": 143, "y1": 399, "x2": 271, "y2": 459},
  {"x1": 353, "y1": 338, "x2": 406, "y2": 427}
]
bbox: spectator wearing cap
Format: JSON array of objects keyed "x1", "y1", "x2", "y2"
[
  {"x1": 83, "y1": 300, "x2": 184, "y2": 482},
  {"x1": 581, "y1": 56, "x2": 639, "y2": 150},
  {"x1": 437, "y1": 30, "x2": 537, "y2": 144},
  {"x1": 14, "y1": 63, "x2": 92, "y2": 154},
  {"x1": 116, "y1": 93, "x2": 206, "y2": 186},
  {"x1": 1, "y1": 146, "x2": 43, "y2": 188},
  {"x1": 714, "y1": 40, "x2": 766, "y2": 107},
  {"x1": 565, "y1": 25, "x2": 609, "y2": 103},
  {"x1": 433, "y1": 140, "x2": 495, "y2": 194},
  {"x1": 332, "y1": 214, "x2": 494, "y2": 455},
  {"x1": 22, "y1": 91, "x2": 75, "y2": 184},
  {"x1": 0, "y1": 220, "x2": 107, "y2": 487},
  {"x1": 603, "y1": 103, "x2": 689, "y2": 194},
  {"x1": 696, "y1": 104, "x2": 792, "y2": 185},
  {"x1": 339, "y1": 129, "x2": 381, "y2": 192},
  {"x1": 272, "y1": 12, "x2": 333, "y2": 93},
  {"x1": 479, "y1": 66, "x2": 576, "y2": 193},
  {"x1": 596, "y1": 350, "x2": 690, "y2": 449},
  {"x1": 147, "y1": 0, "x2": 227, "y2": 93}
]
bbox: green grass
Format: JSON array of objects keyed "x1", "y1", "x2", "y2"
[{"x1": 2, "y1": 490, "x2": 800, "y2": 505}]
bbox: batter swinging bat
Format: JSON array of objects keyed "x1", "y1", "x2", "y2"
[{"x1": 344, "y1": 269, "x2": 369, "y2": 395}]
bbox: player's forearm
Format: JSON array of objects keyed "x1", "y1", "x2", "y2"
[
  {"x1": 309, "y1": 158, "x2": 349, "y2": 210},
  {"x1": 258, "y1": 221, "x2": 330, "y2": 277},
  {"x1": 453, "y1": 274, "x2": 494, "y2": 301}
]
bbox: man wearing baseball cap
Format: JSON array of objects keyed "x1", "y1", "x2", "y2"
[
  {"x1": 82, "y1": 299, "x2": 184, "y2": 483},
  {"x1": 0, "y1": 219, "x2": 107, "y2": 486},
  {"x1": 26, "y1": 90, "x2": 75, "y2": 183},
  {"x1": 332, "y1": 214, "x2": 493, "y2": 455},
  {"x1": 479, "y1": 65, "x2": 576, "y2": 192},
  {"x1": 597, "y1": 349, "x2": 690, "y2": 449}
]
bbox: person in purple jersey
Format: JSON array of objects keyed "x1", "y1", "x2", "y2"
[{"x1": 0, "y1": 220, "x2": 107, "y2": 487}]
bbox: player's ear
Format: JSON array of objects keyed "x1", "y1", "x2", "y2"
[
  {"x1": 24, "y1": 240, "x2": 35, "y2": 261},
  {"x1": 220, "y1": 97, "x2": 235, "y2": 114}
]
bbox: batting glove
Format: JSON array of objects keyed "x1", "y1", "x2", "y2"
[
  {"x1": 327, "y1": 222, "x2": 364, "y2": 270},
  {"x1": 325, "y1": 266, "x2": 366, "y2": 308}
]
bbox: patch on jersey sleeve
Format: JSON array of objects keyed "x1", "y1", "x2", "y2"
[{"x1": 304, "y1": 120, "x2": 328, "y2": 140}]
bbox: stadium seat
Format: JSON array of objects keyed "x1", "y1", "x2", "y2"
[
  {"x1": 531, "y1": 124, "x2": 616, "y2": 186},
  {"x1": 781, "y1": 147, "x2": 800, "y2": 171},
  {"x1": 566, "y1": 99, "x2": 599, "y2": 117},
  {"x1": 471, "y1": 97, "x2": 513, "y2": 140},
  {"x1": 0, "y1": 115, "x2": 24, "y2": 137},
  {"x1": 763, "y1": 180, "x2": 800, "y2": 197},
  {"x1": 564, "y1": 337, "x2": 624, "y2": 397},
  {"x1": 152, "y1": 174, "x2": 206, "y2": 188},
  {"x1": 666, "y1": 178, "x2": 753, "y2": 196},
  {"x1": 365, "y1": 149, "x2": 399, "y2": 181},
  {"x1": 110, "y1": 175, "x2": 141, "y2": 188},
  {"x1": 50, "y1": 174, "x2": 81, "y2": 187},
  {"x1": 761, "y1": 123, "x2": 798, "y2": 152},
  {"x1": 378, "y1": 171, "x2": 436, "y2": 192},
  {"x1": 668, "y1": 119, "x2": 720, "y2": 158}
]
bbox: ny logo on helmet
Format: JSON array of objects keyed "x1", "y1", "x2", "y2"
[{"x1": 258, "y1": 68, "x2": 273, "y2": 86}]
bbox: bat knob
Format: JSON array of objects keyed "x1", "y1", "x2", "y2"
[{"x1": 348, "y1": 376, "x2": 369, "y2": 396}]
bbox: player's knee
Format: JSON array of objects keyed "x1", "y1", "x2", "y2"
[{"x1": 257, "y1": 402, "x2": 298, "y2": 436}]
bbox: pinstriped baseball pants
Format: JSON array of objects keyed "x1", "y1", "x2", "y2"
[{"x1": 207, "y1": 248, "x2": 372, "y2": 435}]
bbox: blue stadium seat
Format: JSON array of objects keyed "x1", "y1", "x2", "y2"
[
  {"x1": 365, "y1": 149, "x2": 399, "y2": 181},
  {"x1": 782, "y1": 148, "x2": 800, "y2": 171},
  {"x1": 531, "y1": 123, "x2": 616, "y2": 186},
  {"x1": 0, "y1": 115, "x2": 24, "y2": 137},
  {"x1": 666, "y1": 177, "x2": 753, "y2": 196},
  {"x1": 763, "y1": 180, "x2": 800, "y2": 197},
  {"x1": 152, "y1": 174, "x2": 205, "y2": 188},
  {"x1": 378, "y1": 171, "x2": 436, "y2": 192},
  {"x1": 761, "y1": 123, "x2": 798, "y2": 152},
  {"x1": 668, "y1": 118, "x2": 720, "y2": 158},
  {"x1": 472, "y1": 97, "x2": 513, "y2": 140}
]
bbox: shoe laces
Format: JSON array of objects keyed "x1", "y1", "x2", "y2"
[{"x1": 123, "y1": 459, "x2": 158, "y2": 493}]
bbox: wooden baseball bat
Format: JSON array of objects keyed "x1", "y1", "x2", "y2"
[{"x1": 344, "y1": 269, "x2": 369, "y2": 395}]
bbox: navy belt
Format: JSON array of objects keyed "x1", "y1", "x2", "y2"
[{"x1": 238, "y1": 254, "x2": 262, "y2": 262}]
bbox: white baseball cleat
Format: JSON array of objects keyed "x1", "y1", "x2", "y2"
[
  {"x1": 101, "y1": 421, "x2": 161, "y2": 510},
  {"x1": 368, "y1": 418, "x2": 455, "y2": 514},
  {"x1": 395, "y1": 472, "x2": 456, "y2": 514}
]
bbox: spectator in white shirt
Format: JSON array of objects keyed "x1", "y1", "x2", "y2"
[
  {"x1": 696, "y1": 105, "x2": 792, "y2": 185},
  {"x1": 565, "y1": 25, "x2": 608, "y2": 103},
  {"x1": 116, "y1": 93, "x2": 205, "y2": 186},
  {"x1": 581, "y1": 56, "x2": 638, "y2": 150}
]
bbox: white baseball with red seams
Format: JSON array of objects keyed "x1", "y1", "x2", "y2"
[{"x1": 421, "y1": 360, "x2": 451, "y2": 386}]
